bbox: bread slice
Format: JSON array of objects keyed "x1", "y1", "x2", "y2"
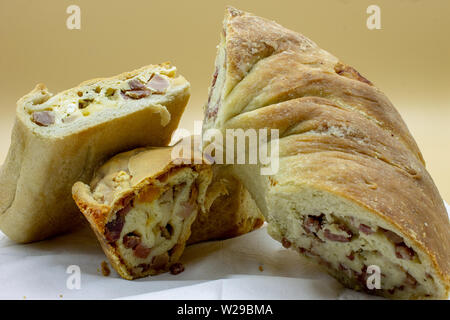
[
  {"x1": 73, "y1": 141, "x2": 211, "y2": 279},
  {"x1": 202, "y1": 7, "x2": 450, "y2": 299},
  {"x1": 0, "y1": 63, "x2": 189, "y2": 243},
  {"x1": 72, "y1": 139, "x2": 263, "y2": 279}
]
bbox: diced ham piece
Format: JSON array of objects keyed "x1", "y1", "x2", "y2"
[
  {"x1": 104, "y1": 204, "x2": 132, "y2": 242},
  {"x1": 122, "y1": 78, "x2": 151, "y2": 99},
  {"x1": 32, "y1": 111, "x2": 55, "y2": 126},
  {"x1": 170, "y1": 262, "x2": 185, "y2": 275},
  {"x1": 381, "y1": 228, "x2": 403, "y2": 244},
  {"x1": 123, "y1": 233, "x2": 141, "y2": 249},
  {"x1": 120, "y1": 91, "x2": 130, "y2": 99},
  {"x1": 324, "y1": 227, "x2": 352, "y2": 242},
  {"x1": 303, "y1": 215, "x2": 322, "y2": 234},
  {"x1": 395, "y1": 243, "x2": 415, "y2": 260},
  {"x1": 381, "y1": 228, "x2": 416, "y2": 259},
  {"x1": 355, "y1": 265, "x2": 369, "y2": 285},
  {"x1": 128, "y1": 79, "x2": 147, "y2": 90},
  {"x1": 177, "y1": 187, "x2": 197, "y2": 219},
  {"x1": 147, "y1": 74, "x2": 169, "y2": 93},
  {"x1": 281, "y1": 238, "x2": 291, "y2": 248},
  {"x1": 358, "y1": 223, "x2": 374, "y2": 235},
  {"x1": 133, "y1": 243, "x2": 151, "y2": 259}
]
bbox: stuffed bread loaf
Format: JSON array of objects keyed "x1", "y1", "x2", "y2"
[
  {"x1": 202, "y1": 7, "x2": 450, "y2": 299},
  {"x1": 0, "y1": 63, "x2": 189, "y2": 243},
  {"x1": 72, "y1": 139, "x2": 263, "y2": 279}
]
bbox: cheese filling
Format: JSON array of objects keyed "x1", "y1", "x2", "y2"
[
  {"x1": 25, "y1": 68, "x2": 175, "y2": 127},
  {"x1": 106, "y1": 168, "x2": 198, "y2": 275}
]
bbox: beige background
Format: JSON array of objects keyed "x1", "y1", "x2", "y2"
[{"x1": 0, "y1": 0, "x2": 449, "y2": 200}]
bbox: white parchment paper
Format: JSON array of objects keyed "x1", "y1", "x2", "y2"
[{"x1": 0, "y1": 203, "x2": 448, "y2": 300}]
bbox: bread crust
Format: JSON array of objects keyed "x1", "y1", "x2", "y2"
[
  {"x1": 203, "y1": 7, "x2": 449, "y2": 298},
  {"x1": 0, "y1": 63, "x2": 189, "y2": 243}
]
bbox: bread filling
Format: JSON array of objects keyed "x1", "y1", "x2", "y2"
[
  {"x1": 104, "y1": 167, "x2": 198, "y2": 276},
  {"x1": 267, "y1": 190, "x2": 443, "y2": 299},
  {"x1": 25, "y1": 69, "x2": 175, "y2": 127}
]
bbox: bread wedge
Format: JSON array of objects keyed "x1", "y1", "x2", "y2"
[
  {"x1": 72, "y1": 139, "x2": 263, "y2": 279},
  {"x1": 0, "y1": 63, "x2": 189, "y2": 243},
  {"x1": 202, "y1": 7, "x2": 450, "y2": 299}
]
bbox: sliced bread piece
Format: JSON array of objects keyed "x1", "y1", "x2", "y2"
[
  {"x1": 202, "y1": 7, "x2": 450, "y2": 299},
  {"x1": 0, "y1": 63, "x2": 189, "y2": 243}
]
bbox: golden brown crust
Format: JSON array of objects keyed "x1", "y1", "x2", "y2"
[
  {"x1": 72, "y1": 183, "x2": 110, "y2": 235},
  {"x1": 223, "y1": 7, "x2": 327, "y2": 91},
  {"x1": 217, "y1": 8, "x2": 423, "y2": 164}
]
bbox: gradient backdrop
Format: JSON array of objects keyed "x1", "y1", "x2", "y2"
[{"x1": 0, "y1": 0, "x2": 449, "y2": 200}]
